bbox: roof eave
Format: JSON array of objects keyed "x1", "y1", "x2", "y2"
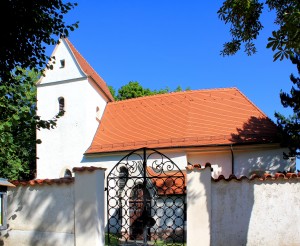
[{"x1": 84, "y1": 141, "x2": 281, "y2": 156}]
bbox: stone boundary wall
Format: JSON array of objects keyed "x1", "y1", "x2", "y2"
[
  {"x1": 0, "y1": 168, "x2": 106, "y2": 246},
  {"x1": 187, "y1": 165, "x2": 300, "y2": 246}
]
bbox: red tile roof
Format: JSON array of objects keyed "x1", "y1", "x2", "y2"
[
  {"x1": 64, "y1": 38, "x2": 114, "y2": 102},
  {"x1": 147, "y1": 167, "x2": 186, "y2": 195},
  {"x1": 86, "y1": 88, "x2": 279, "y2": 154}
]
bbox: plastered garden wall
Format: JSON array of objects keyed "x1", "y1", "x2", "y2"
[
  {"x1": 187, "y1": 165, "x2": 300, "y2": 246},
  {"x1": 211, "y1": 177, "x2": 300, "y2": 246},
  {"x1": 0, "y1": 168, "x2": 106, "y2": 246},
  {"x1": 0, "y1": 179, "x2": 75, "y2": 246}
]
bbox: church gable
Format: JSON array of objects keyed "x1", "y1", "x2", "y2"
[{"x1": 38, "y1": 38, "x2": 85, "y2": 85}]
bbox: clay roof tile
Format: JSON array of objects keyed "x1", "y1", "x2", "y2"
[
  {"x1": 86, "y1": 88, "x2": 279, "y2": 154},
  {"x1": 10, "y1": 178, "x2": 74, "y2": 187}
]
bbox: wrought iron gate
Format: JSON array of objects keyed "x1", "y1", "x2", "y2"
[{"x1": 106, "y1": 148, "x2": 186, "y2": 246}]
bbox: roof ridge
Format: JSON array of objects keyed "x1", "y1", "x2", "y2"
[
  {"x1": 64, "y1": 38, "x2": 114, "y2": 101},
  {"x1": 109, "y1": 87, "x2": 239, "y2": 105},
  {"x1": 234, "y1": 88, "x2": 270, "y2": 119}
]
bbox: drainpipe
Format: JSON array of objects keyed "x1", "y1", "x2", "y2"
[{"x1": 230, "y1": 145, "x2": 234, "y2": 175}]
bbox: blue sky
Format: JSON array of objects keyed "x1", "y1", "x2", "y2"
[{"x1": 56, "y1": 0, "x2": 297, "y2": 123}]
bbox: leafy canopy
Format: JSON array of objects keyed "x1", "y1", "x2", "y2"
[
  {"x1": 0, "y1": 69, "x2": 62, "y2": 180},
  {"x1": 275, "y1": 54, "x2": 300, "y2": 158},
  {"x1": 0, "y1": 0, "x2": 78, "y2": 84},
  {"x1": 218, "y1": 0, "x2": 300, "y2": 61},
  {"x1": 0, "y1": 0, "x2": 78, "y2": 179},
  {"x1": 109, "y1": 81, "x2": 190, "y2": 101}
]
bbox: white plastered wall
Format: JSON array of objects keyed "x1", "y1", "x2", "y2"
[
  {"x1": 37, "y1": 79, "x2": 107, "y2": 179},
  {"x1": 2, "y1": 184, "x2": 75, "y2": 246},
  {"x1": 1, "y1": 169, "x2": 106, "y2": 246},
  {"x1": 234, "y1": 147, "x2": 294, "y2": 177},
  {"x1": 36, "y1": 39, "x2": 108, "y2": 179},
  {"x1": 187, "y1": 145, "x2": 292, "y2": 178},
  {"x1": 211, "y1": 179, "x2": 300, "y2": 246},
  {"x1": 187, "y1": 150, "x2": 232, "y2": 178}
]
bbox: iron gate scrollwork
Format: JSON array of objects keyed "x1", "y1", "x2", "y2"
[{"x1": 106, "y1": 148, "x2": 186, "y2": 246}]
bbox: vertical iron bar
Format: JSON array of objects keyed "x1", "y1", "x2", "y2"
[
  {"x1": 143, "y1": 148, "x2": 147, "y2": 246},
  {"x1": 106, "y1": 179, "x2": 110, "y2": 245}
]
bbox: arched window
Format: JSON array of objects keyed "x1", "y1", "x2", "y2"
[
  {"x1": 64, "y1": 169, "x2": 72, "y2": 178},
  {"x1": 58, "y1": 97, "x2": 65, "y2": 115}
]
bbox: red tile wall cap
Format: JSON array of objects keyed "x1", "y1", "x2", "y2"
[
  {"x1": 10, "y1": 178, "x2": 74, "y2": 187},
  {"x1": 185, "y1": 163, "x2": 212, "y2": 170},
  {"x1": 286, "y1": 173, "x2": 298, "y2": 178},
  {"x1": 73, "y1": 166, "x2": 107, "y2": 173},
  {"x1": 213, "y1": 172, "x2": 300, "y2": 182}
]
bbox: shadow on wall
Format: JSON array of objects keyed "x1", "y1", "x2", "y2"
[
  {"x1": 230, "y1": 116, "x2": 293, "y2": 176},
  {"x1": 211, "y1": 179, "x2": 254, "y2": 245},
  {"x1": 0, "y1": 182, "x2": 75, "y2": 246}
]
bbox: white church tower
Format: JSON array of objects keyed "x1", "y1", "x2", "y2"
[{"x1": 36, "y1": 38, "x2": 114, "y2": 179}]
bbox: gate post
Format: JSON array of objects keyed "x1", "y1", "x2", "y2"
[
  {"x1": 186, "y1": 165, "x2": 211, "y2": 246},
  {"x1": 73, "y1": 167, "x2": 106, "y2": 246}
]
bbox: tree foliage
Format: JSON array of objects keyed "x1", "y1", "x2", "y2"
[
  {"x1": 0, "y1": 0, "x2": 78, "y2": 179},
  {"x1": 0, "y1": 0, "x2": 78, "y2": 85},
  {"x1": 275, "y1": 54, "x2": 300, "y2": 158},
  {"x1": 109, "y1": 81, "x2": 190, "y2": 101},
  {"x1": 0, "y1": 69, "x2": 62, "y2": 180},
  {"x1": 218, "y1": 0, "x2": 300, "y2": 61}
]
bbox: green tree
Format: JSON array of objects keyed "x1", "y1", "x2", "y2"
[
  {"x1": 108, "y1": 85, "x2": 117, "y2": 101},
  {"x1": 0, "y1": 1, "x2": 78, "y2": 179},
  {"x1": 0, "y1": 69, "x2": 61, "y2": 180},
  {"x1": 0, "y1": 0, "x2": 78, "y2": 84},
  {"x1": 275, "y1": 54, "x2": 300, "y2": 158},
  {"x1": 110, "y1": 81, "x2": 190, "y2": 101},
  {"x1": 218, "y1": 0, "x2": 300, "y2": 61},
  {"x1": 116, "y1": 81, "x2": 154, "y2": 100}
]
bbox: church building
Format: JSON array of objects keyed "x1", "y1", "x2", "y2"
[{"x1": 36, "y1": 38, "x2": 294, "y2": 180}]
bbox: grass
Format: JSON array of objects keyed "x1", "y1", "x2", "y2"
[
  {"x1": 105, "y1": 233, "x2": 186, "y2": 246},
  {"x1": 105, "y1": 233, "x2": 120, "y2": 246}
]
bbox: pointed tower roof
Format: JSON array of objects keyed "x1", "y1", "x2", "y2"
[{"x1": 64, "y1": 38, "x2": 114, "y2": 102}]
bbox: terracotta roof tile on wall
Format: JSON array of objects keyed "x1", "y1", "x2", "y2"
[
  {"x1": 64, "y1": 38, "x2": 114, "y2": 102},
  {"x1": 186, "y1": 164, "x2": 300, "y2": 182},
  {"x1": 86, "y1": 87, "x2": 279, "y2": 154},
  {"x1": 10, "y1": 178, "x2": 74, "y2": 186}
]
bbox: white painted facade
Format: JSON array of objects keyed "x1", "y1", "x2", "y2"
[{"x1": 36, "y1": 39, "x2": 108, "y2": 179}]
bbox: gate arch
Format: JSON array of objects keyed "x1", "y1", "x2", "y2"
[{"x1": 106, "y1": 147, "x2": 186, "y2": 245}]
